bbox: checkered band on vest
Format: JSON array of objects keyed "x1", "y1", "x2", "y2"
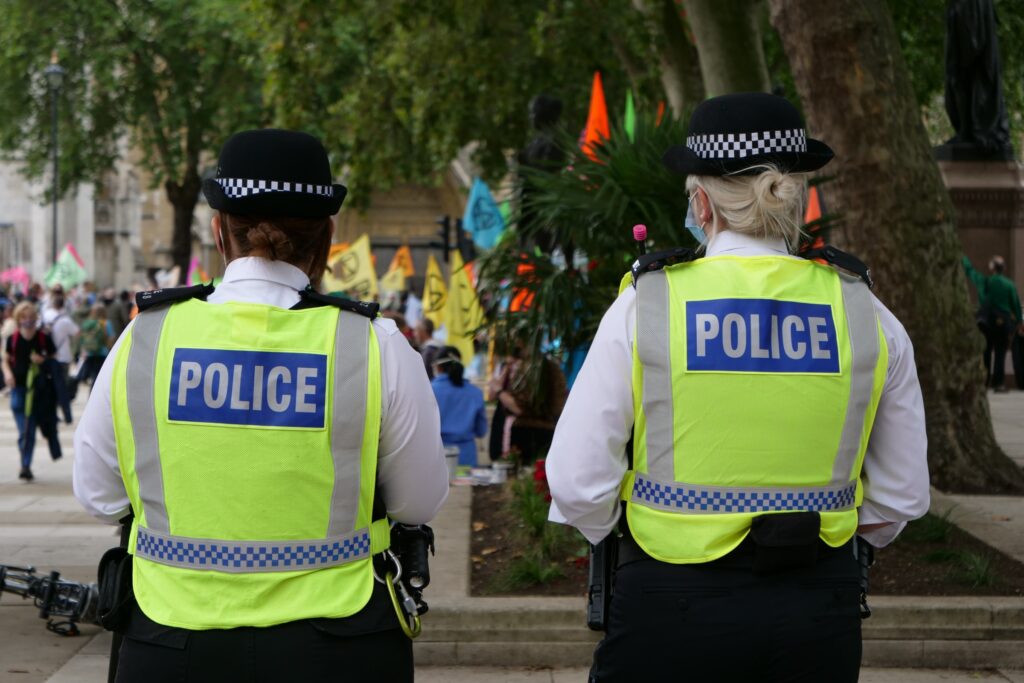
[
  {"x1": 631, "y1": 474, "x2": 856, "y2": 515},
  {"x1": 135, "y1": 527, "x2": 371, "y2": 573},
  {"x1": 215, "y1": 177, "x2": 334, "y2": 199},
  {"x1": 686, "y1": 129, "x2": 807, "y2": 160}
]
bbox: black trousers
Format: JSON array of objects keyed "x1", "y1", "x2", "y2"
[
  {"x1": 114, "y1": 582, "x2": 412, "y2": 683},
  {"x1": 590, "y1": 539, "x2": 862, "y2": 683},
  {"x1": 984, "y1": 317, "x2": 1011, "y2": 388}
]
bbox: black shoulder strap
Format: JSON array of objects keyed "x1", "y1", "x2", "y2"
[
  {"x1": 631, "y1": 247, "x2": 699, "y2": 288},
  {"x1": 135, "y1": 283, "x2": 215, "y2": 312},
  {"x1": 803, "y1": 245, "x2": 873, "y2": 289},
  {"x1": 292, "y1": 286, "x2": 380, "y2": 319}
]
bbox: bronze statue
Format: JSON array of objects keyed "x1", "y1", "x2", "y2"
[
  {"x1": 517, "y1": 94, "x2": 565, "y2": 252},
  {"x1": 937, "y1": 0, "x2": 1014, "y2": 160}
]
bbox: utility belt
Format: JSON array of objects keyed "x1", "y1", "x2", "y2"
[{"x1": 619, "y1": 511, "x2": 836, "y2": 575}]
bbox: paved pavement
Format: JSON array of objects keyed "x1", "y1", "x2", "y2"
[{"x1": 0, "y1": 389, "x2": 1022, "y2": 681}]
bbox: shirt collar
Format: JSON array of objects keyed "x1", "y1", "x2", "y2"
[
  {"x1": 220, "y1": 257, "x2": 310, "y2": 292},
  {"x1": 706, "y1": 230, "x2": 790, "y2": 258}
]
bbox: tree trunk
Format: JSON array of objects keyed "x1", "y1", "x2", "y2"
[
  {"x1": 164, "y1": 168, "x2": 202, "y2": 286},
  {"x1": 633, "y1": 0, "x2": 705, "y2": 116},
  {"x1": 769, "y1": 0, "x2": 1024, "y2": 493},
  {"x1": 682, "y1": 0, "x2": 771, "y2": 96}
]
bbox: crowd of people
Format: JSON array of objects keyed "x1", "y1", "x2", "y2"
[{"x1": 0, "y1": 281, "x2": 134, "y2": 480}]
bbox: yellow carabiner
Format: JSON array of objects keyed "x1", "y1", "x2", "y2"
[{"x1": 385, "y1": 571, "x2": 422, "y2": 639}]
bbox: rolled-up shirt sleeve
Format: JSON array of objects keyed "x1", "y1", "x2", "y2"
[
  {"x1": 857, "y1": 297, "x2": 930, "y2": 547},
  {"x1": 547, "y1": 289, "x2": 636, "y2": 545},
  {"x1": 374, "y1": 321, "x2": 449, "y2": 524},
  {"x1": 73, "y1": 324, "x2": 132, "y2": 524}
]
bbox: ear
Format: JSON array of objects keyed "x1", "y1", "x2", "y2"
[
  {"x1": 212, "y1": 214, "x2": 225, "y2": 256},
  {"x1": 694, "y1": 187, "x2": 713, "y2": 225}
]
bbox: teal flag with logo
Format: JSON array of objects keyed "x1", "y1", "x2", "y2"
[
  {"x1": 463, "y1": 178, "x2": 505, "y2": 250},
  {"x1": 44, "y1": 243, "x2": 88, "y2": 290}
]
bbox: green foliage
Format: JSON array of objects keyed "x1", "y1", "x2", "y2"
[
  {"x1": 0, "y1": 0, "x2": 266, "y2": 197},
  {"x1": 901, "y1": 510, "x2": 956, "y2": 544},
  {"x1": 508, "y1": 476, "x2": 550, "y2": 539},
  {"x1": 242, "y1": 0, "x2": 662, "y2": 205},
  {"x1": 477, "y1": 108, "x2": 690, "y2": 367},
  {"x1": 888, "y1": 0, "x2": 1024, "y2": 147},
  {"x1": 492, "y1": 549, "x2": 565, "y2": 591},
  {"x1": 950, "y1": 551, "x2": 998, "y2": 588}
]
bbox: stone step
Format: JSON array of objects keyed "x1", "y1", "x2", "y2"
[{"x1": 413, "y1": 596, "x2": 1024, "y2": 669}]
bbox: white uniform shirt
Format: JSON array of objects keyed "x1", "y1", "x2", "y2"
[
  {"x1": 546, "y1": 231, "x2": 930, "y2": 548},
  {"x1": 73, "y1": 257, "x2": 449, "y2": 525},
  {"x1": 42, "y1": 308, "x2": 79, "y2": 364}
]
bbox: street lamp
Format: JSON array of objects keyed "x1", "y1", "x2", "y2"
[{"x1": 43, "y1": 51, "x2": 64, "y2": 264}]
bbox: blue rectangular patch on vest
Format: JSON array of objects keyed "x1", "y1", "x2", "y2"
[
  {"x1": 168, "y1": 348, "x2": 328, "y2": 428},
  {"x1": 686, "y1": 299, "x2": 840, "y2": 373}
]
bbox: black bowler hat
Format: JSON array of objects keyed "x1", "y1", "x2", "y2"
[
  {"x1": 203, "y1": 129, "x2": 347, "y2": 218},
  {"x1": 663, "y1": 93, "x2": 834, "y2": 176}
]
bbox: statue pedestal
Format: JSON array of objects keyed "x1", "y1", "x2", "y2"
[
  {"x1": 937, "y1": 160, "x2": 1024, "y2": 288},
  {"x1": 938, "y1": 159, "x2": 1024, "y2": 387}
]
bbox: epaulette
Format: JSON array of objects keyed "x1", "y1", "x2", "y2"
[
  {"x1": 136, "y1": 283, "x2": 215, "y2": 312},
  {"x1": 294, "y1": 287, "x2": 380, "y2": 319},
  {"x1": 803, "y1": 245, "x2": 873, "y2": 289},
  {"x1": 631, "y1": 247, "x2": 699, "y2": 288}
]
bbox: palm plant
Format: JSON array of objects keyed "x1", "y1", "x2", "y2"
[{"x1": 477, "y1": 108, "x2": 693, "y2": 395}]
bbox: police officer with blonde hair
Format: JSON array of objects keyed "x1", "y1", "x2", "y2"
[
  {"x1": 546, "y1": 93, "x2": 930, "y2": 682},
  {"x1": 73, "y1": 129, "x2": 448, "y2": 682}
]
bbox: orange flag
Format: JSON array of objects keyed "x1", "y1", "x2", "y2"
[
  {"x1": 510, "y1": 260, "x2": 536, "y2": 312},
  {"x1": 388, "y1": 245, "x2": 415, "y2": 277},
  {"x1": 804, "y1": 186, "x2": 822, "y2": 224},
  {"x1": 581, "y1": 71, "x2": 610, "y2": 161}
]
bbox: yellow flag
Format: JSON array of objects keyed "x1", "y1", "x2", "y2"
[
  {"x1": 380, "y1": 267, "x2": 406, "y2": 293},
  {"x1": 323, "y1": 234, "x2": 378, "y2": 300},
  {"x1": 389, "y1": 245, "x2": 416, "y2": 277},
  {"x1": 445, "y1": 250, "x2": 484, "y2": 366},
  {"x1": 422, "y1": 254, "x2": 448, "y2": 328}
]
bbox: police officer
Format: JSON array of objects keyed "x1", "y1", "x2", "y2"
[
  {"x1": 72, "y1": 129, "x2": 448, "y2": 682},
  {"x1": 546, "y1": 93, "x2": 930, "y2": 682}
]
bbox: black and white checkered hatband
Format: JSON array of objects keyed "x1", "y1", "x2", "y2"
[
  {"x1": 686, "y1": 128, "x2": 808, "y2": 160},
  {"x1": 215, "y1": 178, "x2": 335, "y2": 199}
]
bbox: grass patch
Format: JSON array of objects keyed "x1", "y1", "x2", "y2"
[
  {"x1": 950, "y1": 552, "x2": 999, "y2": 588},
  {"x1": 491, "y1": 550, "x2": 566, "y2": 591},
  {"x1": 923, "y1": 548, "x2": 963, "y2": 564},
  {"x1": 901, "y1": 509, "x2": 956, "y2": 544}
]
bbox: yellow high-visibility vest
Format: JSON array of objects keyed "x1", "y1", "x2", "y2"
[
  {"x1": 111, "y1": 297, "x2": 388, "y2": 629},
  {"x1": 623, "y1": 255, "x2": 887, "y2": 563}
]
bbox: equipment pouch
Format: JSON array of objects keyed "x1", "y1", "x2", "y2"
[
  {"x1": 749, "y1": 511, "x2": 821, "y2": 575},
  {"x1": 96, "y1": 546, "x2": 134, "y2": 631}
]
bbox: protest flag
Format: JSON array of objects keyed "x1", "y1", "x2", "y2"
[
  {"x1": 187, "y1": 256, "x2": 209, "y2": 286},
  {"x1": 445, "y1": 250, "x2": 484, "y2": 366},
  {"x1": 624, "y1": 90, "x2": 637, "y2": 143},
  {"x1": 323, "y1": 234, "x2": 378, "y2": 300},
  {"x1": 422, "y1": 254, "x2": 448, "y2": 328},
  {"x1": 44, "y1": 243, "x2": 88, "y2": 290},
  {"x1": 582, "y1": 71, "x2": 610, "y2": 161},
  {"x1": 389, "y1": 245, "x2": 416, "y2": 277},
  {"x1": 463, "y1": 178, "x2": 505, "y2": 250},
  {"x1": 380, "y1": 266, "x2": 406, "y2": 294}
]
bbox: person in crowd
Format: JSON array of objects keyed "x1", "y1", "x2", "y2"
[
  {"x1": 497, "y1": 351, "x2": 566, "y2": 465},
  {"x1": 546, "y1": 93, "x2": 930, "y2": 682},
  {"x1": 2, "y1": 302, "x2": 62, "y2": 480},
  {"x1": 963, "y1": 254, "x2": 1022, "y2": 391},
  {"x1": 0, "y1": 301, "x2": 14, "y2": 393},
  {"x1": 40, "y1": 284, "x2": 77, "y2": 414},
  {"x1": 72, "y1": 129, "x2": 448, "y2": 682},
  {"x1": 415, "y1": 318, "x2": 444, "y2": 379},
  {"x1": 75, "y1": 303, "x2": 113, "y2": 390},
  {"x1": 431, "y1": 346, "x2": 487, "y2": 467}
]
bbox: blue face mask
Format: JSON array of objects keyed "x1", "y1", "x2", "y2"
[{"x1": 684, "y1": 196, "x2": 705, "y2": 244}]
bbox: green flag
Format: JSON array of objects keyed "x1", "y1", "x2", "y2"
[
  {"x1": 624, "y1": 90, "x2": 637, "y2": 143},
  {"x1": 44, "y1": 243, "x2": 88, "y2": 290}
]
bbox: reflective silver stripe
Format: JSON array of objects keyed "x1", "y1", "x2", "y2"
[
  {"x1": 631, "y1": 473, "x2": 857, "y2": 515},
  {"x1": 127, "y1": 307, "x2": 171, "y2": 533},
  {"x1": 830, "y1": 275, "x2": 880, "y2": 484},
  {"x1": 135, "y1": 525, "x2": 371, "y2": 573},
  {"x1": 636, "y1": 270, "x2": 675, "y2": 481},
  {"x1": 328, "y1": 311, "x2": 370, "y2": 537}
]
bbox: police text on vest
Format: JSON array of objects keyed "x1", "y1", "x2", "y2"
[
  {"x1": 169, "y1": 348, "x2": 328, "y2": 428},
  {"x1": 685, "y1": 299, "x2": 840, "y2": 373}
]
